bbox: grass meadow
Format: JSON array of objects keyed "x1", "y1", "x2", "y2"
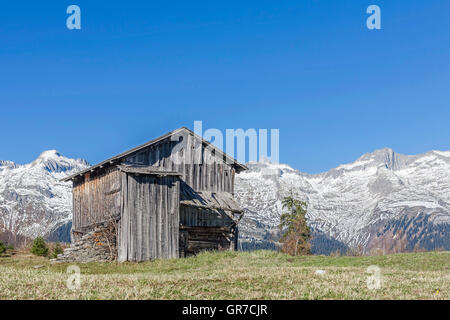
[{"x1": 0, "y1": 250, "x2": 448, "y2": 300}]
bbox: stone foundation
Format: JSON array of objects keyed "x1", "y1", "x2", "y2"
[{"x1": 54, "y1": 225, "x2": 116, "y2": 263}]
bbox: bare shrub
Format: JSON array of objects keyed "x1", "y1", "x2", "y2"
[
  {"x1": 346, "y1": 245, "x2": 364, "y2": 256},
  {"x1": 329, "y1": 250, "x2": 342, "y2": 258}
]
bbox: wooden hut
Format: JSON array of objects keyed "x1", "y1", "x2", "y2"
[{"x1": 62, "y1": 127, "x2": 247, "y2": 262}]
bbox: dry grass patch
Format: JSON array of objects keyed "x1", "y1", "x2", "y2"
[{"x1": 0, "y1": 250, "x2": 448, "y2": 300}]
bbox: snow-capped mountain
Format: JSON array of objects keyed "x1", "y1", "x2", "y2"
[
  {"x1": 0, "y1": 148, "x2": 448, "y2": 253},
  {"x1": 235, "y1": 148, "x2": 450, "y2": 253},
  {"x1": 0, "y1": 151, "x2": 89, "y2": 243}
]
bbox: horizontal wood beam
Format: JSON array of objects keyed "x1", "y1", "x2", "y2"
[
  {"x1": 180, "y1": 201, "x2": 243, "y2": 214},
  {"x1": 118, "y1": 165, "x2": 182, "y2": 176}
]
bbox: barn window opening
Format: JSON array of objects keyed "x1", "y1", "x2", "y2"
[{"x1": 129, "y1": 152, "x2": 146, "y2": 164}]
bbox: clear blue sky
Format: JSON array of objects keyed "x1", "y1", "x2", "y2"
[{"x1": 1, "y1": 1, "x2": 449, "y2": 173}]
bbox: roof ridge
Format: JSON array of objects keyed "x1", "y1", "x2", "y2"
[{"x1": 61, "y1": 127, "x2": 247, "y2": 182}]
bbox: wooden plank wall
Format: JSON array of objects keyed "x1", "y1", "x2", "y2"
[
  {"x1": 72, "y1": 167, "x2": 121, "y2": 241},
  {"x1": 118, "y1": 173, "x2": 179, "y2": 262},
  {"x1": 179, "y1": 226, "x2": 236, "y2": 257},
  {"x1": 72, "y1": 130, "x2": 240, "y2": 259},
  {"x1": 122, "y1": 132, "x2": 240, "y2": 258},
  {"x1": 179, "y1": 206, "x2": 234, "y2": 227},
  {"x1": 125, "y1": 132, "x2": 236, "y2": 194}
]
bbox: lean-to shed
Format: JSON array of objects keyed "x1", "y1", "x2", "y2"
[{"x1": 62, "y1": 127, "x2": 247, "y2": 262}]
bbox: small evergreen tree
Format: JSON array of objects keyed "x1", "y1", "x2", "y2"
[
  {"x1": 0, "y1": 241, "x2": 6, "y2": 255},
  {"x1": 51, "y1": 242, "x2": 63, "y2": 259},
  {"x1": 31, "y1": 237, "x2": 49, "y2": 257},
  {"x1": 278, "y1": 196, "x2": 311, "y2": 256}
]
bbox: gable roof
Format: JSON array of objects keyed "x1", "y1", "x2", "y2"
[{"x1": 62, "y1": 127, "x2": 247, "y2": 182}]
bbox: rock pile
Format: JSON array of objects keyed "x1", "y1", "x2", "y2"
[{"x1": 54, "y1": 227, "x2": 115, "y2": 263}]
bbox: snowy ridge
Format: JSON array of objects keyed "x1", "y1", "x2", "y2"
[
  {"x1": 0, "y1": 148, "x2": 448, "y2": 252},
  {"x1": 235, "y1": 148, "x2": 450, "y2": 251},
  {"x1": 0, "y1": 151, "x2": 89, "y2": 241}
]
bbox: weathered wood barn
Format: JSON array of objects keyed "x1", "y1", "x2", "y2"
[{"x1": 62, "y1": 127, "x2": 247, "y2": 262}]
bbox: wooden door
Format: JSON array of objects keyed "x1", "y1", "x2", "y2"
[{"x1": 118, "y1": 173, "x2": 180, "y2": 262}]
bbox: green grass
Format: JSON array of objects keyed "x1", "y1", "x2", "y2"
[{"x1": 0, "y1": 250, "x2": 448, "y2": 300}]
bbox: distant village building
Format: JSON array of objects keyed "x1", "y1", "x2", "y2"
[{"x1": 61, "y1": 127, "x2": 247, "y2": 262}]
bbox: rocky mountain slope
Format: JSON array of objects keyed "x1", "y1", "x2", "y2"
[
  {"x1": 0, "y1": 151, "x2": 88, "y2": 244},
  {"x1": 235, "y1": 148, "x2": 450, "y2": 253},
  {"x1": 0, "y1": 148, "x2": 448, "y2": 254}
]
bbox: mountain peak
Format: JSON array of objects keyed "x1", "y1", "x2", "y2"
[
  {"x1": 0, "y1": 160, "x2": 17, "y2": 169},
  {"x1": 357, "y1": 147, "x2": 403, "y2": 170},
  {"x1": 372, "y1": 147, "x2": 394, "y2": 155},
  {"x1": 360, "y1": 147, "x2": 395, "y2": 159},
  {"x1": 30, "y1": 150, "x2": 88, "y2": 173},
  {"x1": 38, "y1": 150, "x2": 62, "y2": 159},
  {"x1": 432, "y1": 150, "x2": 450, "y2": 158}
]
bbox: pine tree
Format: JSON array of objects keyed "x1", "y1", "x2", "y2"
[
  {"x1": 51, "y1": 242, "x2": 63, "y2": 259},
  {"x1": 31, "y1": 237, "x2": 49, "y2": 257},
  {"x1": 0, "y1": 241, "x2": 6, "y2": 255},
  {"x1": 278, "y1": 196, "x2": 311, "y2": 256}
]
